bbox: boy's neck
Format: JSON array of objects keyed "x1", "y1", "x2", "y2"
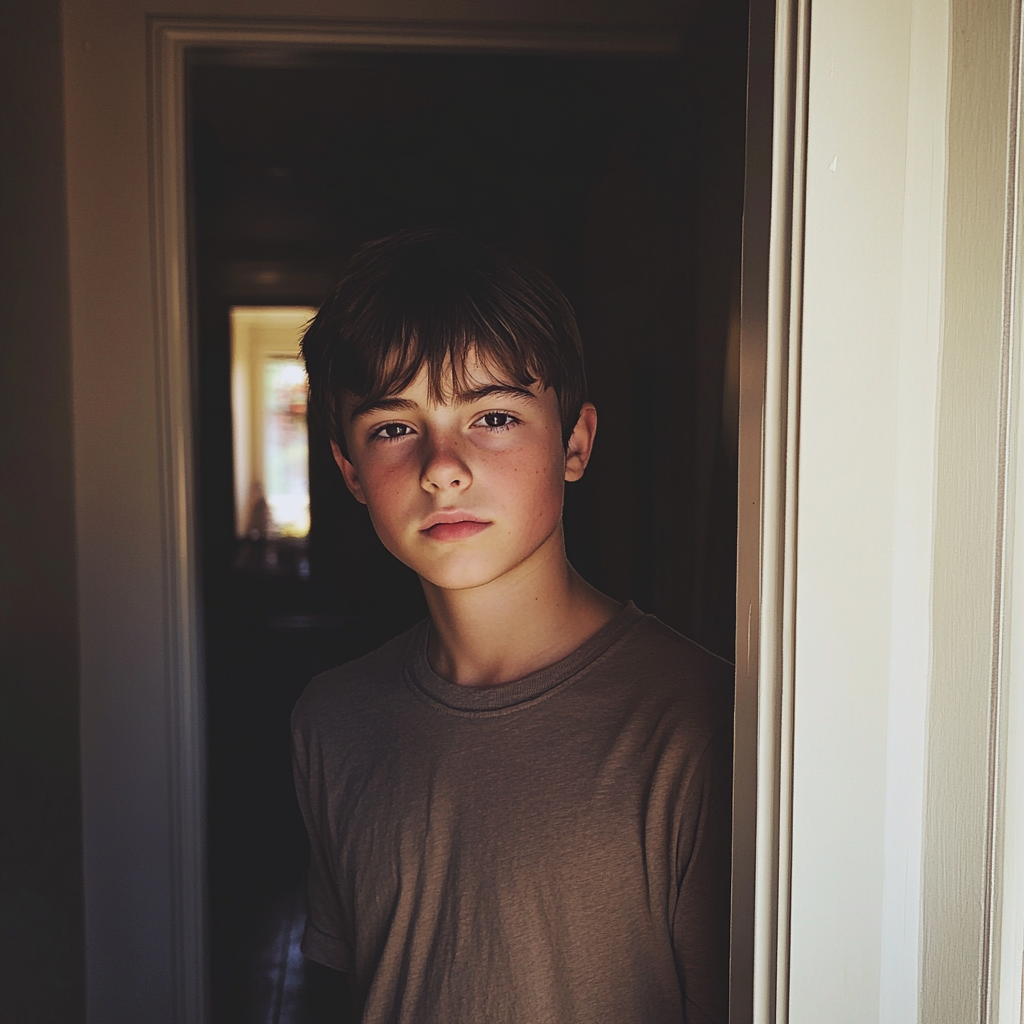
[{"x1": 422, "y1": 524, "x2": 620, "y2": 688}]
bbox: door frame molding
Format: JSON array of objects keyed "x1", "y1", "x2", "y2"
[
  {"x1": 732, "y1": 0, "x2": 805, "y2": 1021},
  {"x1": 148, "y1": 13, "x2": 790, "y2": 1021}
]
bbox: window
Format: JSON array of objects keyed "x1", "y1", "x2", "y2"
[{"x1": 230, "y1": 306, "x2": 316, "y2": 539}]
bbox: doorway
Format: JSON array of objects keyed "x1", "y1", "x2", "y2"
[{"x1": 188, "y1": 14, "x2": 747, "y2": 1020}]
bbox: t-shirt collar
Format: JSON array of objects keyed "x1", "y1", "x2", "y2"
[{"x1": 404, "y1": 601, "x2": 643, "y2": 713}]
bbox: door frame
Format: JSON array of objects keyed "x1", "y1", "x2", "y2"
[
  {"x1": 148, "y1": 12, "x2": 794, "y2": 1022},
  {"x1": 732, "y1": 0, "x2": 805, "y2": 1021}
]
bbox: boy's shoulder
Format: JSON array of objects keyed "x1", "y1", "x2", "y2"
[
  {"x1": 597, "y1": 610, "x2": 734, "y2": 717},
  {"x1": 291, "y1": 620, "x2": 423, "y2": 735},
  {"x1": 619, "y1": 612, "x2": 733, "y2": 675}
]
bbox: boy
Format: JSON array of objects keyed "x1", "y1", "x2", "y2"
[{"x1": 293, "y1": 230, "x2": 732, "y2": 1023}]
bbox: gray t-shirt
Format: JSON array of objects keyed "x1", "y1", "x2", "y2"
[{"x1": 292, "y1": 602, "x2": 732, "y2": 1024}]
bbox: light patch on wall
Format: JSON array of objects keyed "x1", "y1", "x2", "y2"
[{"x1": 230, "y1": 306, "x2": 316, "y2": 539}]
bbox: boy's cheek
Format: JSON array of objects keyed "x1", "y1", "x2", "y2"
[
  {"x1": 366, "y1": 488, "x2": 418, "y2": 538},
  {"x1": 358, "y1": 455, "x2": 418, "y2": 502},
  {"x1": 365, "y1": 501, "x2": 417, "y2": 562}
]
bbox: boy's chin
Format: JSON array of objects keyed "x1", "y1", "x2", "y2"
[
  {"x1": 411, "y1": 555, "x2": 516, "y2": 594},
  {"x1": 400, "y1": 523, "x2": 563, "y2": 594}
]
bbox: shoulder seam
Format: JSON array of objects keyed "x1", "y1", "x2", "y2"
[{"x1": 640, "y1": 615, "x2": 735, "y2": 669}]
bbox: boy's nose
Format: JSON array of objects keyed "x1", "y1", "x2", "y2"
[{"x1": 420, "y1": 441, "x2": 472, "y2": 493}]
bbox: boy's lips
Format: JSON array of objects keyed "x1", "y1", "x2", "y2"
[{"x1": 420, "y1": 510, "x2": 492, "y2": 541}]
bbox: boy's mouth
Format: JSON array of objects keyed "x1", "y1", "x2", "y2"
[{"x1": 420, "y1": 511, "x2": 491, "y2": 542}]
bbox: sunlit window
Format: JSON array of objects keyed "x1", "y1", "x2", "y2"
[{"x1": 230, "y1": 306, "x2": 316, "y2": 539}]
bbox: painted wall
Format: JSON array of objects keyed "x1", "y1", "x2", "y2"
[
  {"x1": 791, "y1": 0, "x2": 910, "y2": 1013},
  {"x1": 0, "y1": 2, "x2": 86, "y2": 1021},
  {"x1": 792, "y1": 0, "x2": 1024, "y2": 1022}
]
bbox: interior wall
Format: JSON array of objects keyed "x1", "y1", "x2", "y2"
[
  {"x1": 786, "y1": 0, "x2": 952, "y2": 1017},
  {"x1": 790, "y1": 0, "x2": 1024, "y2": 1021},
  {"x1": 790, "y1": 0, "x2": 912, "y2": 1016},
  {"x1": 0, "y1": 1, "x2": 85, "y2": 1022}
]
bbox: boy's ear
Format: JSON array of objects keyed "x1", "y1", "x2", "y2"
[
  {"x1": 331, "y1": 440, "x2": 368, "y2": 505},
  {"x1": 565, "y1": 402, "x2": 598, "y2": 482}
]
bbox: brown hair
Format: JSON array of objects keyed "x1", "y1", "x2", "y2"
[{"x1": 301, "y1": 229, "x2": 587, "y2": 455}]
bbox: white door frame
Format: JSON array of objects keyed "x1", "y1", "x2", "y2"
[{"x1": 732, "y1": 0, "x2": 806, "y2": 1021}]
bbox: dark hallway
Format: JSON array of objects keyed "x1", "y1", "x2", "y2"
[{"x1": 189, "y1": 14, "x2": 747, "y2": 1019}]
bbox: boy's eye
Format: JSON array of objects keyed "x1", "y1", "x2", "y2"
[
  {"x1": 372, "y1": 422, "x2": 414, "y2": 441},
  {"x1": 477, "y1": 412, "x2": 518, "y2": 430}
]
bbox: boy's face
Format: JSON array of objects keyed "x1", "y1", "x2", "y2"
[{"x1": 333, "y1": 350, "x2": 595, "y2": 592}]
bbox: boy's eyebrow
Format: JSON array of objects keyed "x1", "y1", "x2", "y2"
[
  {"x1": 350, "y1": 396, "x2": 418, "y2": 420},
  {"x1": 350, "y1": 385, "x2": 536, "y2": 420},
  {"x1": 453, "y1": 384, "x2": 538, "y2": 405}
]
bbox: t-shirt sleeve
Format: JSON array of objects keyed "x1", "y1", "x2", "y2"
[
  {"x1": 672, "y1": 730, "x2": 732, "y2": 1024},
  {"x1": 292, "y1": 706, "x2": 354, "y2": 973}
]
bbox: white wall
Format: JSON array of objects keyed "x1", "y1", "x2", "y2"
[
  {"x1": 791, "y1": 0, "x2": 914, "y2": 1017},
  {"x1": 790, "y1": 0, "x2": 1024, "y2": 1022}
]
